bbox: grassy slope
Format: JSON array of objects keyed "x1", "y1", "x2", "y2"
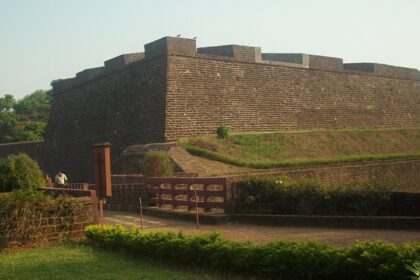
[
  {"x1": 0, "y1": 245, "x2": 243, "y2": 280},
  {"x1": 181, "y1": 128, "x2": 420, "y2": 168}
]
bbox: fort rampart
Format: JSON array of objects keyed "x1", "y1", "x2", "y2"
[{"x1": 0, "y1": 36, "x2": 419, "y2": 182}]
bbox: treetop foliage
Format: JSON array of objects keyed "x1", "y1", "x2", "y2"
[{"x1": 0, "y1": 90, "x2": 52, "y2": 143}]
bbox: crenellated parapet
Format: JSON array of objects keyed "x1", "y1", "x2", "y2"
[
  {"x1": 52, "y1": 36, "x2": 420, "y2": 95},
  {"x1": 262, "y1": 53, "x2": 343, "y2": 71},
  {"x1": 104, "y1": 53, "x2": 145, "y2": 73},
  {"x1": 53, "y1": 52, "x2": 147, "y2": 94},
  {"x1": 344, "y1": 63, "x2": 420, "y2": 80},
  {"x1": 144, "y1": 36, "x2": 196, "y2": 58},
  {"x1": 76, "y1": 67, "x2": 105, "y2": 83},
  {"x1": 198, "y1": 45, "x2": 262, "y2": 63}
]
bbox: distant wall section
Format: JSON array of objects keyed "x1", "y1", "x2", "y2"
[{"x1": 0, "y1": 141, "x2": 45, "y2": 169}]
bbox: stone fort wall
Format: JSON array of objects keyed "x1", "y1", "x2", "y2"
[
  {"x1": 43, "y1": 54, "x2": 167, "y2": 181},
  {"x1": 0, "y1": 36, "x2": 419, "y2": 182},
  {"x1": 163, "y1": 37, "x2": 420, "y2": 140},
  {"x1": 0, "y1": 141, "x2": 45, "y2": 168}
]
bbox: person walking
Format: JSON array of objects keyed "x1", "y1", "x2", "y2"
[
  {"x1": 55, "y1": 171, "x2": 68, "y2": 188},
  {"x1": 45, "y1": 174, "x2": 53, "y2": 188}
]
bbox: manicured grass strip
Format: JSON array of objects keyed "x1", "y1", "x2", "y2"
[
  {"x1": 0, "y1": 244, "x2": 242, "y2": 280},
  {"x1": 85, "y1": 225, "x2": 420, "y2": 280},
  {"x1": 186, "y1": 145, "x2": 420, "y2": 169}
]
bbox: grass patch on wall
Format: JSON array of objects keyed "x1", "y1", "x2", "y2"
[{"x1": 181, "y1": 128, "x2": 420, "y2": 168}]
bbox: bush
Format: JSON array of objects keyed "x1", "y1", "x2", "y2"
[
  {"x1": 0, "y1": 153, "x2": 44, "y2": 192},
  {"x1": 406, "y1": 262, "x2": 420, "y2": 280},
  {"x1": 142, "y1": 151, "x2": 174, "y2": 177},
  {"x1": 85, "y1": 225, "x2": 420, "y2": 280},
  {"x1": 233, "y1": 177, "x2": 391, "y2": 215},
  {"x1": 216, "y1": 124, "x2": 230, "y2": 138}
]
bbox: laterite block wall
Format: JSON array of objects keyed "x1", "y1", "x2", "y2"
[
  {"x1": 165, "y1": 53, "x2": 420, "y2": 140},
  {"x1": 43, "y1": 56, "x2": 167, "y2": 182}
]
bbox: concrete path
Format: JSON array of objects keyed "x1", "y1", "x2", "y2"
[{"x1": 104, "y1": 210, "x2": 420, "y2": 247}]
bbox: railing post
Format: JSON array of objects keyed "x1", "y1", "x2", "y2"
[
  {"x1": 171, "y1": 183, "x2": 175, "y2": 210},
  {"x1": 158, "y1": 183, "x2": 162, "y2": 208},
  {"x1": 195, "y1": 189, "x2": 200, "y2": 229},
  {"x1": 224, "y1": 177, "x2": 233, "y2": 214},
  {"x1": 187, "y1": 184, "x2": 191, "y2": 211},
  {"x1": 203, "y1": 184, "x2": 209, "y2": 213}
]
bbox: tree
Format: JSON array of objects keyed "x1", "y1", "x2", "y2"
[
  {"x1": 14, "y1": 90, "x2": 52, "y2": 122},
  {"x1": 0, "y1": 95, "x2": 18, "y2": 142},
  {"x1": 0, "y1": 94, "x2": 16, "y2": 112},
  {"x1": 0, "y1": 89, "x2": 52, "y2": 143}
]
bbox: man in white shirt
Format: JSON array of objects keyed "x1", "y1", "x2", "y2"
[{"x1": 55, "y1": 171, "x2": 68, "y2": 188}]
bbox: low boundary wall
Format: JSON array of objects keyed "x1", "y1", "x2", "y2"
[
  {"x1": 42, "y1": 187, "x2": 99, "y2": 230},
  {"x1": 1, "y1": 188, "x2": 98, "y2": 248}
]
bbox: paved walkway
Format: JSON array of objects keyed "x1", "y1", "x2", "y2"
[{"x1": 104, "y1": 210, "x2": 420, "y2": 247}]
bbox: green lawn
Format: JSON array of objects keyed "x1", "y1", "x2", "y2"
[
  {"x1": 0, "y1": 245, "x2": 245, "y2": 280},
  {"x1": 182, "y1": 128, "x2": 420, "y2": 168}
]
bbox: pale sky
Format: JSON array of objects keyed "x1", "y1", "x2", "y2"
[{"x1": 1, "y1": 0, "x2": 419, "y2": 99}]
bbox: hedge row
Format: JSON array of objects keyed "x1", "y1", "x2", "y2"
[
  {"x1": 85, "y1": 225, "x2": 420, "y2": 280},
  {"x1": 233, "y1": 177, "x2": 403, "y2": 216}
]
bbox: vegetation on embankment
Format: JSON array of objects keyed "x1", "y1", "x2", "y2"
[
  {"x1": 233, "y1": 177, "x2": 420, "y2": 216},
  {"x1": 181, "y1": 128, "x2": 420, "y2": 168}
]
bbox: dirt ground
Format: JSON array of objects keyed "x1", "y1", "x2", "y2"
[{"x1": 104, "y1": 210, "x2": 420, "y2": 247}]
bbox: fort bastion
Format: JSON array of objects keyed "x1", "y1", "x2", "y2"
[{"x1": 0, "y1": 36, "x2": 419, "y2": 182}]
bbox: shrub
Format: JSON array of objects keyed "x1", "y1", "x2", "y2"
[
  {"x1": 406, "y1": 262, "x2": 420, "y2": 280},
  {"x1": 233, "y1": 177, "x2": 391, "y2": 215},
  {"x1": 85, "y1": 225, "x2": 420, "y2": 280},
  {"x1": 0, "y1": 153, "x2": 44, "y2": 192},
  {"x1": 216, "y1": 124, "x2": 230, "y2": 138},
  {"x1": 142, "y1": 151, "x2": 174, "y2": 177}
]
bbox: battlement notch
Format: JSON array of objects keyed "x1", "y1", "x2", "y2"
[{"x1": 144, "y1": 36, "x2": 196, "y2": 58}]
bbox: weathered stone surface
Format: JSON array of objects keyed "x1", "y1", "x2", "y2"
[
  {"x1": 44, "y1": 56, "x2": 167, "y2": 181},
  {"x1": 165, "y1": 54, "x2": 420, "y2": 140}
]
